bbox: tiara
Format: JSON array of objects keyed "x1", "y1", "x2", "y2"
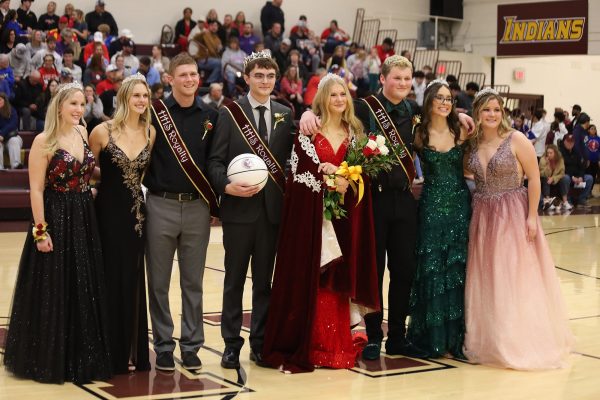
[
  {"x1": 426, "y1": 78, "x2": 448, "y2": 90},
  {"x1": 123, "y1": 72, "x2": 147, "y2": 85},
  {"x1": 317, "y1": 73, "x2": 344, "y2": 90},
  {"x1": 57, "y1": 82, "x2": 83, "y2": 94},
  {"x1": 243, "y1": 50, "x2": 272, "y2": 67},
  {"x1": 474, "y1": 87, "x2": 499, "y2": 101}
]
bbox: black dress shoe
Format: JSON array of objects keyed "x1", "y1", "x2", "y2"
[
  {"x1": 155, "y1": 351, "x2": 175, "y2": 371},
  {"x1": 220, "y1": 347, "x2": 240, "y2": 369},
  {"x1": 386, "y1": 340, "x2": 429, "y2": 358},
  {"x1": 362, "y1": 341, "x2": 382, "y2": 360},
  {"x1": 249, "y1": 348, "x2": 270, "y2": 368},
  {"x1": 181, "y1": 351, "x2": 202, "y2": 370}
]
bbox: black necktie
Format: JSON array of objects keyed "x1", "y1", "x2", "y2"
[{"x1": 256, "y1": 105, "x2": 268, "y2": 143}]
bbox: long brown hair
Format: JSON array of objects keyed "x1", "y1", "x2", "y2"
[
  {"x1": 0, "y1": 92, "x2": 12, "y2": 119},
  {"x1": 415, "y1": 82, "x2": 461, "y2": 151},
  {"x1": 544, "y1": 143, "x2": 562, "y2": 170}
]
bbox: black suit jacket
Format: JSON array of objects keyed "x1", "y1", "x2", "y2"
[{"x1": 208, "y1": 96, "x2": 294, "y2": 224}]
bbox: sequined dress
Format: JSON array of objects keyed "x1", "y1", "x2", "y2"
[
  {"x1": 95, "y1": 125, "x2": 151, "y2": 374},
  {"x1": 3, "y1": 132, "x2": 112, "y2": 384},
  {"x1": 308, "y1": 133, "x2": 358, "y2": 368},
  {"x1": 463, "y1": 132, "x2": 574, "y2": 369},
  {"x1": 407, "y1": 146, "x2": 470, "y2": 358}
]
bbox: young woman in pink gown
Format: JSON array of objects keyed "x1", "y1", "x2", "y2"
[{"x1": 463, "y1": 89, "x2": 574, "y2": 370}]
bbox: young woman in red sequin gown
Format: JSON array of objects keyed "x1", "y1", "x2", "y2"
[{"x1": 263, "y1": 74, "x2": 379, "y2": 373}]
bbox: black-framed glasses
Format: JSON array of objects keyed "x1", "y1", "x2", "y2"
[
  {"x1": 250, "y1": 73, "x2": 277, "y2": 81},
  {"x1": 433, "y1": 95, "x2": 456, "y2": 105}
]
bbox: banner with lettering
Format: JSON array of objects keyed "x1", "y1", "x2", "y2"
[{"x1": 497, "y1": 0, "x2": 588, "y2": 56}]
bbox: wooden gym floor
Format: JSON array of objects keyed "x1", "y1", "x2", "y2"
[{"x1": 0, "y1": 195, "x2": 599, "y2": 399}]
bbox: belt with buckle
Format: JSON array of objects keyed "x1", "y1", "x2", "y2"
[{"x1": 150, "y1": 190, "x2": 200, "y2": 202}]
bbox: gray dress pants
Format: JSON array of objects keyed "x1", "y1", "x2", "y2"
[{"x1": 145, "y1": 193, "x2": 211, "y2": 354}]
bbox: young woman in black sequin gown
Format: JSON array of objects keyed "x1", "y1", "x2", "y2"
[{"x1": 3, "y1": 83, "x2": 112, "y2": 384}]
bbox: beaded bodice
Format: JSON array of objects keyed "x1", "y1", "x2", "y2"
[{"x1": 468, "y1": 132, "x2": 522, "y2": 196}]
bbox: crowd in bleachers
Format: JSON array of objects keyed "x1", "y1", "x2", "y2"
[{"x1": 0, "y1": 0, "x2": 598, "y2": 203}]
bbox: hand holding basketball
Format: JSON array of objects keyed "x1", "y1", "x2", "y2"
[
  {"x1": 225, "y1": 181, "x2": 261, "y2": 197},
  {"x1": 226, "y1": 154, "x2": 269, "y2": 197}
]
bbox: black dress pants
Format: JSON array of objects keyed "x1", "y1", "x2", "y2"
[{"x1": 364, "y1": 188, "x2": 418, "y2": 346}]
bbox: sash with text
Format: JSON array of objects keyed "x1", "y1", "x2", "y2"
[
  {"x1": 362, "y1": 95, "x2": 416, "y2": 184},
  {"x1": 223, "y1": 102, "x2": 286, "y2": 192},
  {"x1": 151, "y1": 99, "x2": 219, "y2": 216}
]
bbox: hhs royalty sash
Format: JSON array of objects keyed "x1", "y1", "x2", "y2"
[
  {"x1": 362, "y1": 95, "x2": 416, "y2": 184},
  {"x1": 151, "y1": 99, "x2": 219, "y2": 216},
  {"x1": 223, "y1": 102, "x2": 286, "y2": 192}
]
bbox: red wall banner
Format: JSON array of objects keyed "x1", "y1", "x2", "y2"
[{"x1": 497, "y1": 0, "x2": 588, "y2": 56}]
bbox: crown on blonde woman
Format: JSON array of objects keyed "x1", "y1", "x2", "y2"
[
  {"x1": 317, "y1": 73, "x2": 345, "y2": 90},
  {"x1": 57, "y1": 82, "x2": 83, "y2": 94},
  {"x1": 123, "y1": 72, "x2": 147, "y2": 85}
]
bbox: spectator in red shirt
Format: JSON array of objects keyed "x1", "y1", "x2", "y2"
[
  {"x1": 38, "y1": 54, "x2": 60, "y2": 89},
  {"x1": 47, "y1": 16, "x2": 76, "y2": 42},
  {"x1": 320, "y1": 19, "x2": 349, "y2": 54},
  {"x1": 83, "y1": 31, "x2": 109, "y2": 64},
  {"x1": 303, "y1": 67, "x2": 326, "y2": 107},
  {"x1": 95, "y1": 64, "x2": 120, "y2": 95},
  {"x1": 280, "y1": 65, "x2": 304, "y2": 118},
  {"x1": 375, "y1": 37, "x2": 395, "y2": 64}
]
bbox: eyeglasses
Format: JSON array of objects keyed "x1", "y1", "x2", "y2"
[
  {"x1": 433, "y1": 95, "x2": 455, "y2": 105},
  {"x1": 250, "y1": 73, "x2": 277, "y2": 81}
]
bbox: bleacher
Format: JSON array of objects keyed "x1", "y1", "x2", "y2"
[{"x1": 0, "y1": 131, "x2": 35, "y2": 227}]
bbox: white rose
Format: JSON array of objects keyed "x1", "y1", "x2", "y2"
[
  {"x1": 366, "y1": 140, "x2": 378, "y2": 150},
  {"x1": 379, "y1": 145, "x2": 389, "y2": 155},
  {"x1": 375, "y1": 135, "x2": 386, "y2": 147}
]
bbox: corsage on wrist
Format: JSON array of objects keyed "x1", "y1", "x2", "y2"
[{"x1": 32, "y1": 222, "x2": 48, "y2": 242}]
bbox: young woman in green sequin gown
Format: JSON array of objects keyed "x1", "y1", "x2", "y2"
[{"x1": 406, "y1": 81, "x2": 471, "y2": 358}]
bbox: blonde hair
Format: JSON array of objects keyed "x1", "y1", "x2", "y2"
[
  {"x1": 381, "y1": 55, "x2": 413, "y2": 77},
  {"x1": 312, "y1": 76, "x2": 363, "y2": 138},
  {"x1": 111, "y1": 77, "x2": 151, "y2": 137},
  {"x1": 43, "y1": 85, "x2": 85, "y2": 153},
  {"x1": 469, "y1": 91, "x2": 512, "y2": 147}
]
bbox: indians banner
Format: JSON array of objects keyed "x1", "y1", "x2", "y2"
[{"x1": 497, "y1": 0, "x2": 588, "y2": 56}]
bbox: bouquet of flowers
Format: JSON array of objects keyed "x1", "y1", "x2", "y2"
[
  {"x1": 345, "y1": 133, "x2": 403, "y2": 178},
  {"x1": 323, "y1": 132, "x2": 402, "y2": 220}
]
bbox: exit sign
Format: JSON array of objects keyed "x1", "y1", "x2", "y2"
[{"x1": 513, "y1": 69, "x2": 525, "y2": 81}]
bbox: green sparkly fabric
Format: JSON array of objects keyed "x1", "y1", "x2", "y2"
[{"x1": 407, "y1": 146, "x2": 471, "y2": 358}]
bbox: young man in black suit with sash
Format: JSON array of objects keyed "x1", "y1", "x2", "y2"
[
  {"x1": 144, "y1": 53, "x2": 219, "y2": 371},
  {"x1": 208, "y1": 52, "x2": 294, "y2": 369},
  {"x1": 300, "y1": 55, "x2": 473, "y2": 360}
]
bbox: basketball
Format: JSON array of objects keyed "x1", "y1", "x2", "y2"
[{"x1": 227, "y1": 153, "x2": 269, "y2": 190}]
